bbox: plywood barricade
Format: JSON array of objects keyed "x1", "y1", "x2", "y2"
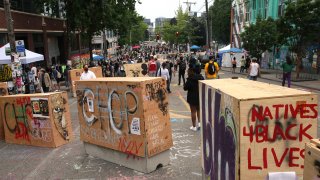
[
  {"x1": 0, "y1": 82, "x2": 8, "y2": 140},
  {"x1": 0, "y1": 92, "x2": 73, "y2": 147},
  {"x1": 123, "y1": 63, "x2": 149, "y2": 77},
  {"x1": 304, "y1": 139, "x2": 320, "y2": 179},
  {"x1": 69, "y1": 67, "x2": 102, "y2": 97},
  {"x1": 200, "y1": 78, "x2": 317, "y2": 179},
  {"x1": 75, "y1": 77, "x2": 173, "y2": 171}
]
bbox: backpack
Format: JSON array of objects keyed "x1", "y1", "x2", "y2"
[
  {"x1": 180, "y1": 61, "x2": 186, "y2": 71},
  {"x1": 208, "y1": 62, "x2": 216, "y2": 75},
  {"x1": 56, "y1": 70, "x2": 62, "y2": 78},
  {"x1": 149, "y1": 61, "x2": 157, "y2": 71}
]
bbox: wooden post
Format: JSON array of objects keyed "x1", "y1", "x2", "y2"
[{"x1": 3, "y1": 0, "x2": 16, "y2": 62}]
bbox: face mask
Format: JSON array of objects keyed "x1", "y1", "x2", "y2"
[{"x1": 84, "y1": 67, "x2": 88, "y2": 72}]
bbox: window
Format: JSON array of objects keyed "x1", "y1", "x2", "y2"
[
  {"x1": 239, "y1": 4, "x2": 244, "y2": 23},
  {"x1": 252, "y1": 0, "x2": 256, "y2": 10},
  {"x1": 278, "y1": 0, "x2": 285, "y2": 17},
  {"x1": 264, "y1": 0, "x2": 268, "y2": 18},
  {"x1": 245, "y1": 2, "x2": 250, "y2": 22}
]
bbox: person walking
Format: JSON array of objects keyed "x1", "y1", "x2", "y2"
[
  {"x1": 148, "y1": 56, "x2": 157, "y2": 77},
  {"x1": 281, "y1": 56, "x2": 295, "y2": 88},
  {"x1": 184, "y1": 63, "x2": 204, "y2": 131},
  {"x1": 232, "y1": 57, "x2": 237, "y2": 74},
  {"x1": 80, "y1": 64, "x2": 97, "y2": 80},
  {"x1": 204, "y1": 56, "x2": 219, "y2": 79},
  {"x1": 157, "y1": 62, "x2": 171, "y2": 93},
  {"x1": 51, "y1": 66, "x2": 62, "y2": 90},
  {"x1": 240, "y1": 56, "x2": 246, "y2": 73},
  {"x1": 39, "y1": 68, "x2": 52, "y2": 93},
  {"x1": 248, "y1": 58, "x2": 260, "y2": 81},
  {"x1": 245, "y1": 56, "x2": 251, "y2": 73},
  {"x1": 177, "y1": 56, "x2": 186, "y2": 85}
]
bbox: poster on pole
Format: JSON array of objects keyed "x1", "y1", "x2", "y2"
[{"x1": 15, "y1": 40, "x2": 26, "y2": 57}]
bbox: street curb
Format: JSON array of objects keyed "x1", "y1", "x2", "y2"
[{"x1": 221, "y1": 69, "x2": 320, "y2": 92}]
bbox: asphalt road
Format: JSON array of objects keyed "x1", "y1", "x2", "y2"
[{"x1": 0, "y1": 69, "x2": 318, "y2": 179}]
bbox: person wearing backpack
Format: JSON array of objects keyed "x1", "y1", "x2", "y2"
[
  {"x1": 157, "y1": 62, "x2": 171, "y2": 93},
  {"x1": 205, "y1": 56, "x2": 219, "y2": 79},
  {"x1": 148, "y1": 56, "x2": 157, "y2": 77},
  {"x1": 177, "y1": 56, "x2": 186, "y2": 85},
  {"x1": 51, "y1": 66, "x2": 61, "y2": 90}
]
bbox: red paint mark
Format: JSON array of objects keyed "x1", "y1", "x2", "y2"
[
  {"x1": 16, "y1": 97, "x2": 31, "y2": 106},
  {"x1": 251, "y1": 104, "x2": 318, "y2": 121},
  {"x1": 118, "y1": 137, "x2": 143, "y2": 160},
  {"x1": 272, "y1": 148, "x2": 288, "y2": 167},
  {"x1": 248, "y1": 147, "x2": 305, "y2": 170},
  {"x1": 248, "y1": 148, "x2": 262, "y2": 170},
  {"x1": 15, "y1": 122, "x2": 30, "y2": 142}
]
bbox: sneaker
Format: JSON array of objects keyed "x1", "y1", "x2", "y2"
[
  {"x1": 190, "y1": 126, "x2": 197, "y2": 131},
  {"x1": 198, "y1": 122, "x2": 201, "y2": 128}
]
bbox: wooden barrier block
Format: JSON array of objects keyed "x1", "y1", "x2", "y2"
[
  {"x1": 304, "y1": 139, "x2": 320, "y2": 180},
  {"x1": 123, "y1": 63, "x2": 147, "y2": 77},
  {"x1": 0, "y1": 82, "x2": 8, "y2": 140},
  {"x1": 69, "y1": 67, "x2": 103, "y2": 97},
  {"x1": 200, "y1": 78, "x2": 317, "y2": 180},
  {"x1": 0, "y1": 92, "x2": 73, "y2": 147},
  {"x1": 75, "y1": 77, "x2": 173, "y2": 172}
]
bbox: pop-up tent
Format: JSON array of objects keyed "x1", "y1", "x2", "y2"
[
  {"x1": 0, "y1": 43, "x2": 44, "y2": 64},
  {"x1": 218, "y1": 45, "x2": 244, "y2": 67}
]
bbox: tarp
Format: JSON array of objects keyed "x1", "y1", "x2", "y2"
[
  {"x1": 0, "y1": 43, "x2": 44, "y2": 64},
  {"x1": 92, "y1": 54, "x2": 104, "y2": 61},
  {"x1": 218, "y1": 44, "x2": 242, "y2": 53},
  {"x1": 190, "y1": 45, "x2": 200, "y2": 50}
]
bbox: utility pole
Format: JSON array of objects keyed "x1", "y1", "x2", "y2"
[
  {"x1": 205, "y1": 0, "x2": 211, "y2": 49},
  {"x1": 3, "y1": 0, "x2": 16, "y2": 62},
  {"x1": 183, "y1": 0, "x2": 196, "y2": 15}
]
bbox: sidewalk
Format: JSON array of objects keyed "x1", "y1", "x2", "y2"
[{"x1": 221, "y1": 67, "x2": 320, "y2": 92}]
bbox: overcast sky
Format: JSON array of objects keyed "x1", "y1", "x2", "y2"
[{"x1": 135, "y1": 0, "x2": 207, "y2": 23}]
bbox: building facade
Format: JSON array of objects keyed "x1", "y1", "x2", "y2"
[
  {"x1": 91, "y1": 30, "x2": 118, "y2": 57},
  {"x1": 231, "y1": 0, "x2": 285, "y2": 48}
]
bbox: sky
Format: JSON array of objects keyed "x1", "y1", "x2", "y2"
[{"x1": 135, "y1": 0, "x2": 207, "y2": 23}]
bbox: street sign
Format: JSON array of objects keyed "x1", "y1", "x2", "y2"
[{"x1": 15, "y1": 40, "x2": 26, "y2": 57}]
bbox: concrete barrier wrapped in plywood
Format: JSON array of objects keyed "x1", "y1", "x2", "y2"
[
  {"x1": 69, "y1": 67, "x2": 103, "y2": 97},
  {"x1": 0, "y1": 82, "x2": 8, "y2": 140},
  {"x1": 304, "y1": 139, "x2": 320, "y2": 180},
  {"x1": 0, "y1": 92, "x2": 73, "y2": 147},
  {"x1": 75, "y1": 77, "x2": 173, "y2": 172},
  {"x1": 200, "y1": 78, "x2": 317, "y2": 179}
]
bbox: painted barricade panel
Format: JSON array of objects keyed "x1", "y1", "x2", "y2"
[
  {"x1": 75, "y1": 77, "x2": 173, "y2": 158},
  {"x1": 0, "y1": 82, "x2": 8, "y2": 140},
  {"x1": 200, "y1": 83, "x2": 240, "y2": 180},
  {"x1": 69, "y1": 67, "x2": 103, "y2": 96},
  {"x1": 123, "y1": 63, "x2": 145, "y2": 77},
  {"x1": 240, "y1": 95, "x2": 317, "y2": 179},
  {"x1": 304, "y1": 139, "x2": 320, "y2": 180},
  {"x1": 200, "y1": 78, "x2": 318, "y2": 180},
  {"x1": 0, "y1": 92, "x2": 73, "y2": 147},
  {"x1": 142, "y1": 79, "x2": 173, "y2": 157}
]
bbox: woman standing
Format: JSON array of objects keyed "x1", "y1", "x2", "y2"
[
  {"x1": 282, "y1": 56, "x2": 295, "y2": 88},
  {"x1": 184, "y1": 64, "x2": 204, "y2": 131},
  {"x1": 39, "y1": 69, "x2": 52, "y2": 92}
]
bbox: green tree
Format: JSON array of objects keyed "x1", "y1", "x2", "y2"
[
  {"x1": 210, "y1": 0, "x2": 232, "y2": 45},
  {"x1": 241, "y1": 16, "x2": 278, "y2": 60},
  {"x1": 118, "y1": 16, "x2": 148, "y2": 45},
  {"x1": 277, "y1": 0, "x2": 320, "y2": 78}
]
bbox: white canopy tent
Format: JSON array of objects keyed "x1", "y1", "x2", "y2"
[
  {"x1": 218, "y1": 44, "x2": 231, "y2": 52},
  {"x1": 0, "y1": 43, "x2": 44, "y2": 64}
]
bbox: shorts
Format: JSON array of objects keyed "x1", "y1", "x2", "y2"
[{"x1": 232, "y1": 64, "x2": 236, "y2": 68}]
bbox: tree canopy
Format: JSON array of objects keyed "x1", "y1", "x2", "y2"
[
  {"x1": 210, "y1": 0, "x2": 232, "y2": 45},
  {"x1": 241, "y1": 16, "x2": 278, "y2": 59}
]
